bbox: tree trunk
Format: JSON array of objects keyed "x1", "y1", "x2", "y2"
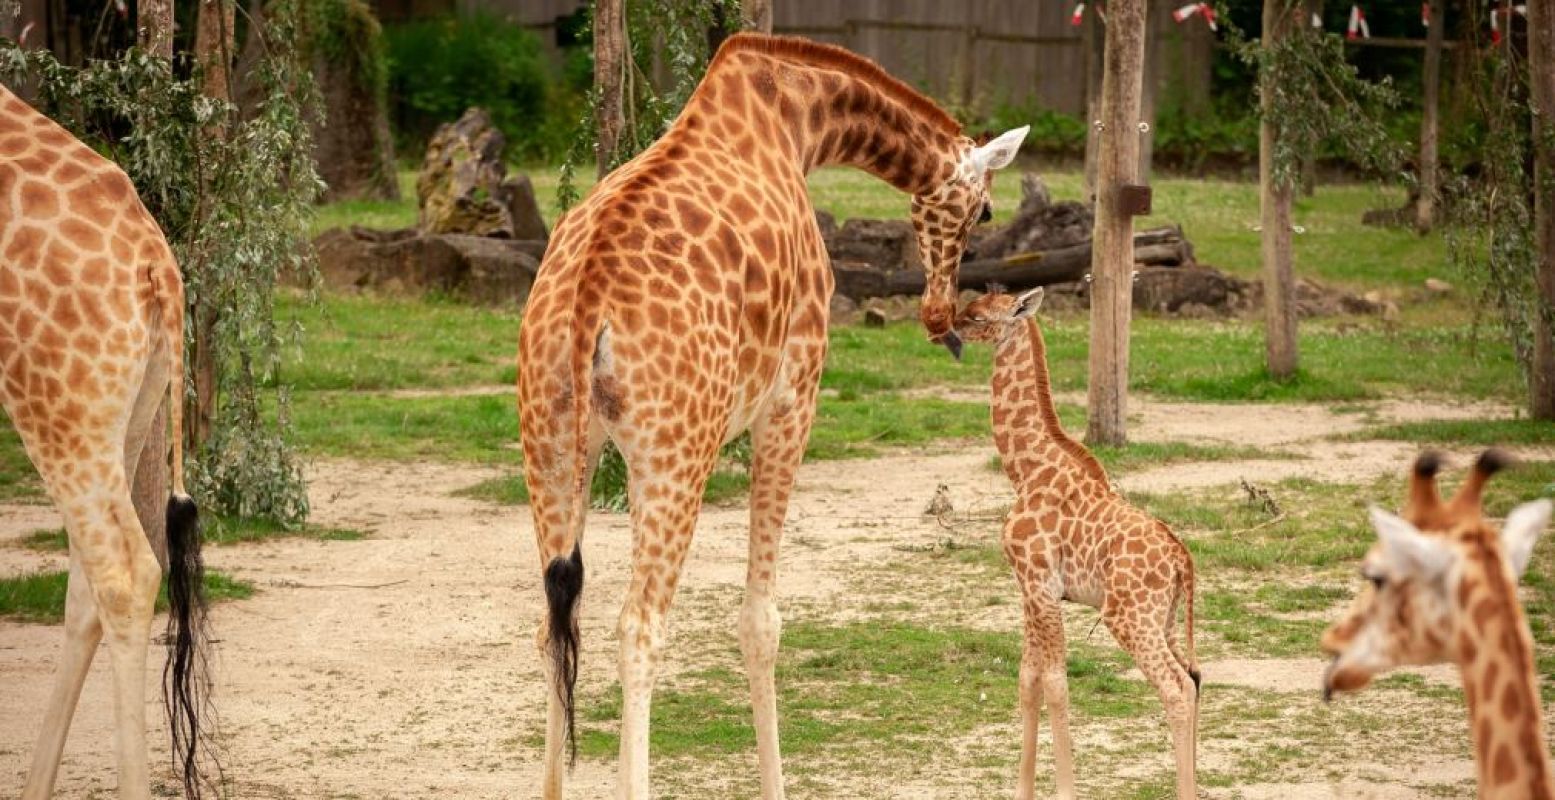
[
  {"x1": 1138, "y1": 0, "x2": 1158, "y2": 182},
  {"x1": 742, "y1": 0, "x2": 772, "y2": 33},
  {"x1": 594, "y1": 0, "x2": 625, "y2": 179},
  {"x1": 139, "y1": 0, "x2": 173, "y2": 57},
  {"x1": 1086, "y1": 0, "x2": 1148, "y2": 447},
  {"x1": 1083, "y1": 5, "x2": 1105, "y2": 199},
  {"x1": 190, "y1": 0, "x2": 234, "y2": 450},
  {"x1": 1530, "y1": 0, "x2": 1555, "y2": 418},
  {"x1": 1261, "y1": 0, "x2": 1299, "y2": 380},
  {"x1": 1416, "y1": 0, "x2": 1445, "y2": 233}
]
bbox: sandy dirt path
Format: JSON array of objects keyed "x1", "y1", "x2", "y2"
[{"x1": 1, "y1": 396, "x2": 1544, "y2": 797}]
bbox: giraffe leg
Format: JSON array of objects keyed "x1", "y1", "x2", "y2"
[
  {"x1": 615, "y1": 442, "x2": 718, "y2": 800},
  {"x1": 1014, "y1": 613, "x2": 1043, "y2": 800},
  {"x1": 1107, "y1": 603, "x2": 1197, "y2": 800},
  {"x1": 52, "y1": 465, "x2": 162, "y2": 800},
  {"x1": 740, "y1": 382, "x2": 819, "y2": 800},
  {"x1": 1032, "y1": 600, "x2": 1075, "y2": 800},
  {"x1": 21, "y1": 555, "x2": 104, "y2": 800},
  {"x1": 530, "y1": 418, "x2": 606, "y2": 800}
]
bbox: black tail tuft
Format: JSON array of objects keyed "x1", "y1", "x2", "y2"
[
  {"x1": 1414, "y1": 450, "x2": 1444, "y2": 478},
  {"x1": 164, "y1": 494, "x2": 219, "y2": 799},
  {"x1": 544, "y1": 543, "x2": 586, "y2": 766},
  {"x1": 1189, "y1": 668, "x2": 1202, "y2": 696},
  {"x1": 1476, "y1": 448, "x2": 1513, "y2": 476}
]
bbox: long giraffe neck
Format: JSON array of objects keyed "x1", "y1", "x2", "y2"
[
  {"x1": 685, "y1": 36, "x2": 966, "y2": 194},
  {"x1": 991, "y1": 319, "x2": 1109, "y2": 487},
  {"x1": 1456, "y1": 541, "x2": 1555, "y2": 799}
]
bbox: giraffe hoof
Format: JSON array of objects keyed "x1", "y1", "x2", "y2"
[{"x1": 940, "y1": 330, "x2": 963, "y2": 361}]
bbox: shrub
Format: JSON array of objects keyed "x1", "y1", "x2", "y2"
[{"x1": 383, "y1": 13, "x2": 581, "y2": 161}]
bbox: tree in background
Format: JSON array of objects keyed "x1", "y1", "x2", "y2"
[
  {"x1": 305, "y1": 0, "x2": 399, "y2": 202},
  {"x1": 2, "y1": 0, "x2": 322, "y2": 526},
  {"x1": 1533, "y1": 0, "x2": 1555, "y2": 418}
]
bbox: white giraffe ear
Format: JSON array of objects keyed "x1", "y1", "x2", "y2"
[
  {"x1": 970, "y1": 125, "x2": 1030, "y2": 173},
  {"x1": 1501, "y1": 499, "x2": 1552, "y2": 580},
  {"x1": 1371, "y1": 505, "x2": 1454, "y2": 578},
  {"x1": 1013, "y1": 287, "x2": 1044, "y2": 318}
]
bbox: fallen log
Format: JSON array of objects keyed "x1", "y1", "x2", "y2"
[{"x1": 833, "y1": 225, "x2": 1193, "y2": 300}]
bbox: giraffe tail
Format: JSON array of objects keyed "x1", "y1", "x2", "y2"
[
  {"x1": 1182, "y1": 561, "x2": 1199, "y2": 697},
  {"x1": 151, "y1": 249, "x2": 219, "y2": 799},
  {"x1": 543, "y1": 283, "x2": 606, "y2": 767}
]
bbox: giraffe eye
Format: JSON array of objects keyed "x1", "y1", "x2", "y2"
[{"x1": 1365, "y1": 571, "x2": 1386, "y2": 590}]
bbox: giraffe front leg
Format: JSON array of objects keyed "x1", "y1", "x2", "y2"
[
  {"x1": 22, "y1": 556, "x2": 104, "y2": 800},
  {"x1": 1106, "y1": 603, "x2": 1197, "y2": 800},
  {"x1": 1033, "y1": 604, "x2": 1075, "y2": 800},
  {"x1": 740, "y1": 383, "x2": 818, "y2": 800},
  {"x1": 1014, "y1": 623, "x2": 1043, "y2": 800}
]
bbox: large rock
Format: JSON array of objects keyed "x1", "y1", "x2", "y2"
[
  {"x1": 417, "y1": 108, "x2": 549, "y2": 240},
  {"x1": 313, "y1": 227, "x2": 543, "y2": 305},
  {"x1": 827, "y1": 218, "x2": 922, "y2": 273},
  {"x1": 968, "y1": 173, "x2": 1094, "y2": 260}
]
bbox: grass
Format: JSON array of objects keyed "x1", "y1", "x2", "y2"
[
  {"x1": 18, "y1": 519, "x2": 364, "y2": 552},
  {"x1": 0, "y1": 569, "x2": 254, "y2": 624},
  {"x1": 1348, "y1": 418, "x2": 1555, "y2": 446}
]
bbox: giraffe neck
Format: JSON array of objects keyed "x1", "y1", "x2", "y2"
[
  {"x1": 1455, "y1": 543, "x2": 1555, "y2": 799},
  {"x1": 991, "y1": 319, "x2": 1109, "y2": 487},
  {"x1": 685, "y1": 41, "x2": 965, "y2": 194}
]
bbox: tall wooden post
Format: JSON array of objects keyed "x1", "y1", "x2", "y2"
[
  {"x1": 1530, "y1": 0, "x2": 1555, "y2": 418},
  {"x1": 1260, "y1": 0, "x2": 1299, "y2": 380},
  {"x1": 1085, "y1": 0, "x2": 1148, "y2": 447},
  {"x1": 594, "y1": 0, "x2": 625, "y2": 179},
  {"x1": 1300, "y1": 0, "x2": 1323, "y2": 196},
  {"x1": 1083, "y1": 5, "x2": 1106, "y2": 198},
  {"x1": 1139, "y1": 0, "x2": 1159, "y2": 182},
  {"x1": 1415, "y1": 0, "x2": 1446, "y2": 233},
  {"x1": 742, "y1": 0, "x2": 772, "y2": 33}
]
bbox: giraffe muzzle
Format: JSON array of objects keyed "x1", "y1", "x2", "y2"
[{"x1": 939, "y1": 330, "x2": 963, "y2": 361}]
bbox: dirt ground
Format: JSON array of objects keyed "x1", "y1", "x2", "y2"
[{"x1": 2, "y1": 396, "x2": 1548, "y2": 798}]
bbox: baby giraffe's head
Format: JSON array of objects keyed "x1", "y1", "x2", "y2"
[
  {"x1": 952, "y1": 287, "x2": 1045, "y2": 344},
  {"x1": 1320, "y1": 450, "x2": 1553, "y2": 700}
]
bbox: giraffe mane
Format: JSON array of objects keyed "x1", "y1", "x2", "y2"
[{"x1": 713, "y1": 33, "x2": 964, "y2": 138}]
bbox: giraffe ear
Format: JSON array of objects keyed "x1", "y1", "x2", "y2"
[
  {"x1": 1013, "y1": 287, "x2": 1044, "y2": 318},
  {"x1": 1500, "y1": 498, "x2": 1552, "y2": 580},
  {"x1": 1371, "y1": 505, "x2": 1454, "y2": 578},
  {"x1": 969, "y1": 125, "x2": 1030, "y2": 173}
]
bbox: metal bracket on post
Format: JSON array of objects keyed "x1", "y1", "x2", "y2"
[{"x1": 1119, "y1": 184, "x2": 1152, "y2": 216}]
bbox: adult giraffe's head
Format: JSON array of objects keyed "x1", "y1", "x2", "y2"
[
  {"x1": 912, "y1": 125, "x2": 1029, "y2": 358},
  {"x1": 1320, "y1": 450, "x2": 1553, "y2": 699}
]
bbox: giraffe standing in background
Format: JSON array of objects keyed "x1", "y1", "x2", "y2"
[
  {"x1": 1, "y1": 84, "x2": 214, "y2": 800},
  {"x1": 1323, "y1": 451, "x2": 1554, "y2": 799},
  {"x1": 953, "y1": 288, "x2": 1199, "y2": 800},
  {"x1": 517, "y1": 33, "x2": 1029, "y2": 800}
]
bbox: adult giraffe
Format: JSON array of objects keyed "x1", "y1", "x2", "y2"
[
  {"x1": 517, "y1": 33, "x2": 1028, "y2": 799},
  {"x1": 1, "y1": 85, "x2": 214, "y2": 799}
]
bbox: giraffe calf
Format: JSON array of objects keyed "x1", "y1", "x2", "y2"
[{"x1": 954, "y1": 288, "x2": 1199, "y2": 800}]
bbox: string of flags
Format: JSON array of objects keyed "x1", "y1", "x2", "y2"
[
  {"x1": 1172, "y1": 3, "x2": 1218, "y2": 32},
  {"x1": 1490, "y1": 3, "x2": 1528, "y2": 46},
  {"x1": 1070, "y1": 2, "x2": 1106, "y2": 27},
  {"x1": 1346, "y1": 5, "x2": 1371, "y2": 40}
]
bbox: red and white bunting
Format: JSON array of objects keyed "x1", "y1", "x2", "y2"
[
  {"x1": 1071, "y1": 2, "x2": 1086, "y2": 26},
  {"x1": 1490, "y1": 3, "x2": 1526, "y2": 45},
  {"x1": 1346, "y1": 4, "x2": 1370, "y2": 39},
  {"x1": 1172, "y1": 2, "x2": 1217, "y2": 31},
  {"x1": 1421, "y1": 2, "x2": 1429, "y2": 27},
  {"x1": 1312, "y1": 11, "x2": 1324, "y2": 27},
  {"x1": 18, "y1": 20, "x2": 34, "y2": 45}
]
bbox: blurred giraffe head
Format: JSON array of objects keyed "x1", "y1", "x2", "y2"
[{"x1": 951, "y1": 286, "x2": 1044, "y2": 344}]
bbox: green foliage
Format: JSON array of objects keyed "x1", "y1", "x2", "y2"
[
  {"x1": 306, "y1": 0, "x2": 387, "y2": 96},
  {"x1": 383, "y1": 13, "x2": 582, "y2": 161},
  {"x1": 1, "y1": 1, "x2": 321, "y2": 527},
  {"x1": 1442, "y1": 26, "x2": 1552, "y2": 405},
  {"x1": 1223, "y1": 1, "x2": 1403, "y2": 186}
]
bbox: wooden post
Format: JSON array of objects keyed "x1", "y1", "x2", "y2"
[
  {"x1": 139, "y1": 0, "x2": 173, "y2": 57},
  {"x1": 959, "y1": 24, "x2": 977, "y2": 111},
  {"x1": 1531, "y1": 0, "x2": 1555, "y2": 418},
  {"x1": 1139, "y1": 0, "x2": 1158, "y2": 183},
  {"x1": 594, "y1": 0, "x2": 625, "y2": 179},
  {"x1": 1085, "y1": 0, "x2": 1148, "y2": 447},
  {"x1": 1415, "y1": 0, "x2": 1445, "y2": 233},
  {"x1": 1083, "y1": 5, "x2": 1105, "y2": 199},
  {"x1": 1260, "y1": 0, "x2": 1299, "y2": 380},
  {"x1": 1300, "y1": 0, "x2": 1322, "y2": 196},
  {"x1": 742, "y1": 0, "x2": 771, "y2": 33}
]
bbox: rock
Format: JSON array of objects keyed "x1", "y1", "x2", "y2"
[
  {"x1": 312, "y1": 226, "x2": 542, "y2": 305},
  {"x1": 829, "y1": 293, "x2": 859, "y2": 326},
  {"x1": 417, "y1": 108, "x2": 548, "y2": 240},
  {"x1": 1131, "y1": 267, "x2": 1246, "y2": 315},
  {"x1": 308, "y1": 0, "x2": 399, "y2": 202},
  {"x1": 1017, "y1": 173, "x2": 1052, "y2": 216},
  {"x1": 829, "y1": 218, "x2": 921, "y2": 272},
  {"x1": 863, "y1": 307, "x2": 887, "y2": 327},
  {"x1": 1425, "y1": 278, "x2": 1453, "y2": 294},
  {"x1": 967, "y1": 171, "x2": 1093, "y2": 260}
]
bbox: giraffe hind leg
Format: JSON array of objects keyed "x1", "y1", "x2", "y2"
[
  {"x1": 1106, "y1": 599, "x2": 1197, "y2": 800},
  {"x1": 21, "y1": 556, "x2": 104, "y2": 800}
]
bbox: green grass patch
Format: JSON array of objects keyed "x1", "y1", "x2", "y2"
[
  {"x1": 287, "y1": 392, "x2": 519, "y2": 464},
  {"x1": 1348, "y1": 418, "x2": 1555, "y2": 447},
  {"x1": 0, "y1": 569, "x2": 254, "y2": 624},
  {"x1": 570, "y1": 621, "x2": 1154, "y2": 760},
  {"x1": 986, "y1": 440, "x2": 1292, "y2": 476},
  {"x1": 22, "y1": 519, "x2": 365, "y2": 552},
  {"x1": 0, "y1": 421, "x2": 44, "y2": 503},
  {"x1": 455, "y1": 468, "x2": 750, "y2": 508}
]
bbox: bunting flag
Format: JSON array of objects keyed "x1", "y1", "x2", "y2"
[
  {"x1": 1490, "y1": 3, "x2": 1526, "y2": 45},
  {"x1": 1071, "y1": 2, "x2": 1086, "y2": 26},
  {"x1": 1172, "y1": 2, "x2": 1218, "y2": 31},
  {"x1": 1346, "y1": 4, "x2": 1371, "y2": 39},
  {"x1": 1313, "y1": 11, "x2": 1324, "y2": 27},
  {"x1": 1422, "y1": 2, "x2": 1429, "y2": 27},
  {"x1": 113, "y1": 0, "x2": 127, "y2": 15},
  {"x1": 18, "y1": 20, "x2": 34, "y2": 45}
]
